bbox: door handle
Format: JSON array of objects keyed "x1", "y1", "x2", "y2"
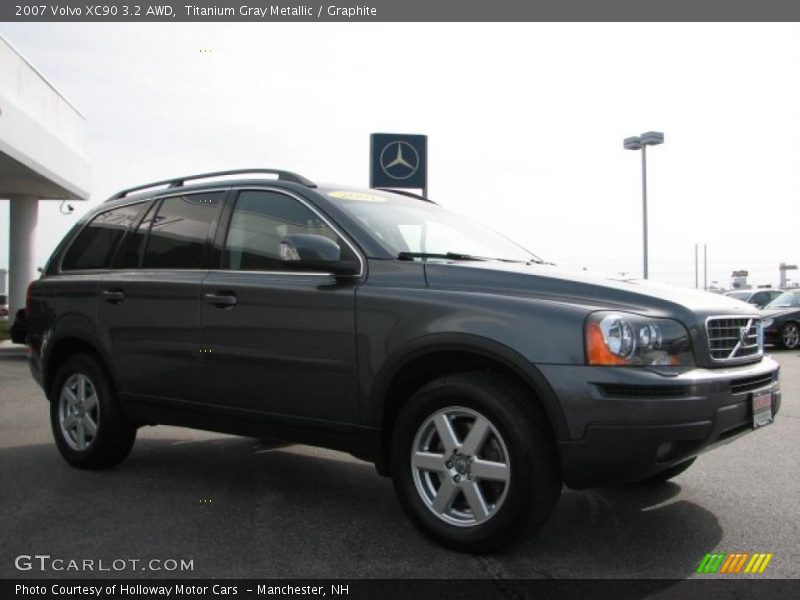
[
  {"x1": 204, "y1": 292, "x2": 238, "y2": 308},
  {"x1": 101, "y1": 289, "x2": 125, "y2": 304}
]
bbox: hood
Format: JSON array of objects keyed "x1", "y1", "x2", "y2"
[
  {"x1": 760, "y1": 307, "x2": 798, "y2": 319},
  {"x1": 423, "y1": 261, "x2": 759, "y2": 321}
]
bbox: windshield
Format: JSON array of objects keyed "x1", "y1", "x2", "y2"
[
  {"x1": 327, "y1": 190, "x2": 537, "y2": 263},
  {"x1": 765, "y1": 291, "x2": 800, "y2": 309}
]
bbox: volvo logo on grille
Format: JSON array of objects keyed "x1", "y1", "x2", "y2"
[{"x1": 739, "y1": 326, "x2": 750, "y2": 345}]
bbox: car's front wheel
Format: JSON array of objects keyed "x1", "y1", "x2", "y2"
[
  {"x1": 390, "y1": 372, "x2": 561, "y2": 552},
  {"x1": 50, "y1": 354, "x2": 137, "y2": 469},
  {"x1": 781, "y1": 321, "x2": 800, "y2": 349}
]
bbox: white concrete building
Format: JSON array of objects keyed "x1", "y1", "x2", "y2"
[{"x1": 0, "y1": 35, "x2": 90, "y2": 316}]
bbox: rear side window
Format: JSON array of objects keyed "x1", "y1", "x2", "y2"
[
  {"x1": 118, "y1": 202, "x2": 156, "y2": 269},
  {"x1": 141, "y1": 193, "x2": 223, "y2": 269},
  {"x1": 62, "y1": 203, "x2": 145, "y2": 271}
]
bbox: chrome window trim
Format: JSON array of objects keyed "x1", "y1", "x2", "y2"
[
  {"x1": 223, "y1": 185, "x2": 366, "y2": 278},
  {"x1": 98, "y1": 269, "x2": 332, "y2": 278},
  {"x1": 704, "y1": 314, "x2": 764, "y2": 363}
]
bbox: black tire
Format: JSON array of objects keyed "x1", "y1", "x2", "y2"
[
  {"x1": 390, "y1": 372, "x2": 561, "y2": 553},
  {"x1": 50, "y1": 353, "x2": 137, "y2": 469},
  {"x1": 638, "y1": 457, "x2": 696, "y2": 484},
  {"x1": 781, "y1": 321, "x2": 800, "y2": 349}
]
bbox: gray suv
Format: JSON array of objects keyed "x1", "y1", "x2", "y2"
[{"x1": 24, "y1": 169, "x2": 781, "y2": 551}]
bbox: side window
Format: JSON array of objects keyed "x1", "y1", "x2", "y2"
[
  {"x1": 224, "y1": 190, "x2": 351, "y2": 271},
  {"x1": 140, "y1": 193, "x2": 223, "y2": 269},
  {"x1": 62, "y1": 203, "x2": 145, "y2": 271},
  {"x1": 118, "y1": 202, "x2": 157, "y2": 269}
]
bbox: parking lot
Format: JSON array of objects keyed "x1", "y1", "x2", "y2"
[{"x1": 0, "y1": 344, "x2": 798, "y2": 581}]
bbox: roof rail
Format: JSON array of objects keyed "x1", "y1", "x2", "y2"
[
  {"x1": 108, "y1": 169, "x2": 316, "y2": 200},
  {"x1": 374, "y1": 187, "x2": 434, "y2": 203}
]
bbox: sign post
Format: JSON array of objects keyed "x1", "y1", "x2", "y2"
[{"x1": 370, "y1": 133, "x2": 428, "y2": 197}]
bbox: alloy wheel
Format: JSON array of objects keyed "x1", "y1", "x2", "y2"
[
  {"x1": 411, "y1": 406, "x2": 511, "y2": 527},
  {"x1": 58, "y1": 373, "x2": 100, "y2": 451},
  {"x1": 783, "y1": 323, "x2": 800, "y2": 349}
]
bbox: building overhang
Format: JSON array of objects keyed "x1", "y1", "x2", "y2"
[{"x1": 0, "y1": 36, "x2": 90, "y2": 201}]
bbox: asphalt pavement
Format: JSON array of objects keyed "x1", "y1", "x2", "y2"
[{"x1": 1, "y1": 343, "x2": 798, "y2": 582}]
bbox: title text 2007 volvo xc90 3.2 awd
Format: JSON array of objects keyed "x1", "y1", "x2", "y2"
[{"x1": 21, "y1": 169, "x2": 780, "y2": 551}]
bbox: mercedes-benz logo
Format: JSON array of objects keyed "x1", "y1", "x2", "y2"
[{"x1": 380, "y1": 141, "x2": 419, "y2": 180}]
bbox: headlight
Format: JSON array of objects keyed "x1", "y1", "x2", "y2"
[
  {"x1": 585, "y1": 312, "x2": 693, "y2": 366},
  {"x1": 762, "y1": 318, "x2": 774, "y2": 329}
]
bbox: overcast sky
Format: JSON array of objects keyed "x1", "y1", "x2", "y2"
[{"x1": 0, "y1": 23, "x2": 798, "y2": 289}]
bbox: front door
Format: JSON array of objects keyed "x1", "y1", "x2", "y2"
[{"x1": 200, "y1": 189, "x2": 360, "y2": 425}]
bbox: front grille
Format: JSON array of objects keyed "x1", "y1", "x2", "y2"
[
  {"x1": 706, "y1": 317, "x2": 762, "y2": 362},
  {"x1": 730, "y1": 373, "x2": 774, "y2": 394}
]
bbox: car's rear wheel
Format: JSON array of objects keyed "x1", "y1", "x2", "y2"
[
  {"x1": 50, "y1": 354, "x2": 137, "y2": 469},
  {"x1": 781, "y1": 322, "x2": 800, "y2": 349},
  {"x1": 390, "y1": 372, "x2": 561, "y2": 552}
]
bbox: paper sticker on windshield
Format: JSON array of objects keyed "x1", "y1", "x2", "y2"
[{"x1": 328, "y1": 191, "x2": 386, "y2": 203}]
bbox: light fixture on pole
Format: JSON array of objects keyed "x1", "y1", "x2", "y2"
[{"x1": 623, "y1": 131, "x2": 664, "y2": 279}]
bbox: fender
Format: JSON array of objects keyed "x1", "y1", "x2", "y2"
[
  {"x1": 367, "y1": 332, "x2": 570, "y2": 442},
  {"x1": 42, "y1": 314, "x2": 116, "y2": 397}
]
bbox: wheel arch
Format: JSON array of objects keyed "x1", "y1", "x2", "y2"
[
  {"x1": 44, "y1": 334, "x2": 117, "y2": 402},
  {"x1": 372, "y1": 333, "x2": 569, "y2": 475}
]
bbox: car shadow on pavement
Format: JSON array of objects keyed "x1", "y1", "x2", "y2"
[{"x1": 0, "y1": 435, "x2": 721, "y2": 584}]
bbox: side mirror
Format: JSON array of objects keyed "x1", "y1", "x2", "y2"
[{"x1": 279, "y1": 234, "x2": 360, "y2": 276}]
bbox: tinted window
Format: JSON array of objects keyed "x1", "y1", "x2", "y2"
[
  {"x1": 62, "y1": 203, "x2": 145, "y2": 270},
  {"x1": 141, "y1": 193, "x2": 223, "y2": 269},
  {"x1": 225, "y1": 191, "x2": 345, "y2": 271},
  {"x1": 118, "y1": 202, "x2": 157, "y2": 269}
]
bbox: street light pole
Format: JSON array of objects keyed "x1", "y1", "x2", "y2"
[
  {"x1": 641, "y1": 144, "x2": 648, "y2": 280},
  {"x1": 624, "y1": 131, "x2": 664, "y2": 280}
]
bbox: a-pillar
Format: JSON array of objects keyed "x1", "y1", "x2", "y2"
[{"x1": 8, "y1": 194, "x2": 39, "y2": 316}]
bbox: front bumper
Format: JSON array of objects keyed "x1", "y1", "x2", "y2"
[{"x1": 539, "y1": 356, "x2": 780, "y2": 489}]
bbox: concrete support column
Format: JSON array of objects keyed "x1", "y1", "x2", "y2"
[{"x1": 8, "y1": 195, "x2": 39, "y2": 316}]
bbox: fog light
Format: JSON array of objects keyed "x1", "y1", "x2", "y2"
[{"x1": 656, "y1": 442, "x2": 675, "y2": 461}]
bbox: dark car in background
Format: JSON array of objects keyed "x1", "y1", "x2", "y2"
[
  {"x1": 761, "y1": 290, "x2": 800, "y2": 349},
  {"x1": 724, "y1": 288, "x2": 783, "y2": 309},
  {"x1": 0, "y1": 293, "x2": 8, "y2": 319},
  {"x1": 10, "y1": 309, "x2": 27, "y2": 344},
  {"x1": 22, "y1": 169, "x2": 781, "y2": 551}
]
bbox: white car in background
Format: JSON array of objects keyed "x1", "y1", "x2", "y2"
[{"x1": 724, "y1": 289, "x2": 784, "y2": 309}]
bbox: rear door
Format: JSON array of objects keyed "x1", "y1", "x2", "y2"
[
  {"x1": 98, "y1": 191, "x2": 224, "y2": 407},
  {"x1": 199, "y1": 188, "x2": 361, "y2": 425}
]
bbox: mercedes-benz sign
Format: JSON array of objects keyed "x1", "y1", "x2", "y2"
[{"x1": 370, "y1": 133, "x2": 427, "y2": 191}]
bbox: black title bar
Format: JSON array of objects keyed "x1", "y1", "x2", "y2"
[
  {"x1": 3, "y1": 0, "x2": 800, "y2": 22},
  {"x1": 4, "y1": 579, "x2": 800, "y2": 600}
]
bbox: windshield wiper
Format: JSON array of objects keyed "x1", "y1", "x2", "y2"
[
  {"x1": 397, "y1": 252, "x2": 550, "y2": 265},
  {"x1": 397, "y1": 252, "x2": 489, "y2": 262}
]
